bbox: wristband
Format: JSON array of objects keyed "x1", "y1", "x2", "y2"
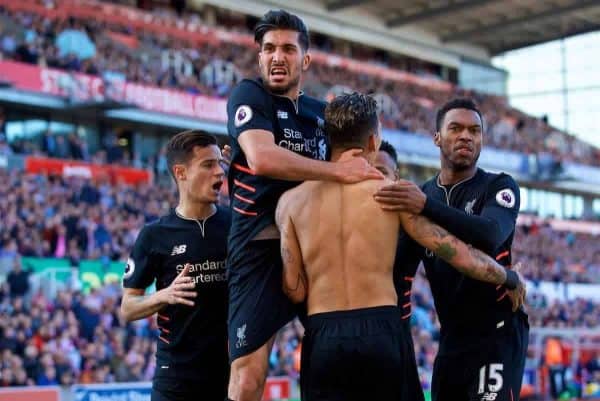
[{"x1": 503, "y1": 269, "x2": 519, "y2": 290}]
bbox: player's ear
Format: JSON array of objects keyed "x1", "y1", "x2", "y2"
[
  {"x1": 434, "y1": 131, "x2": 441, "y2": 147},
  {"x1": 173, "y1": 164, "x2": 186, "y2": 182},
  {"x1": 302, "y1": 52, "x2": 311, "y2": 71},
  {"x1": 367, "y1": 134, "x2": 378, "y2": 153}
]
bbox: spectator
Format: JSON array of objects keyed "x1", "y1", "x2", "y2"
[
  {"x1": 0, "y1": 3, "x2": 597, "y2": 166},
  {"x1": 6, "y1": 258, "x2": 30, "y2": 298}
]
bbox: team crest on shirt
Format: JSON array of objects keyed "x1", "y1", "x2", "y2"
[
  {"x1": 236, "y1": 324, "x2": 248, "y2": 348},
  {"x1": 234, "y1": 105, "x2": 252, "y2": 127},
  {"x1": 496, "y1": 189, "x2": 515, "y2": 208},
  {"x1": 123, "y1": 258, "x2": 135, "y2": 279},
  {"x1": 464, "y1": 198, "x2": 477, "y2": 215}
]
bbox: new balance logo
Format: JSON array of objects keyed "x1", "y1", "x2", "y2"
[
  {"x1": 277, "y1": 110, "x2": 288, "y2": 119},
  {"x1": 481, "y1": 393, "x2": 498, "y2": 401},
  {"x1": 171, "y1": 244, "x2": 187, "y2": 256}
]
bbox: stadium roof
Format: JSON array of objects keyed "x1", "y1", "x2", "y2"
[{"x1": 320, "y1": 0, "x2": 600, "y2": 55}]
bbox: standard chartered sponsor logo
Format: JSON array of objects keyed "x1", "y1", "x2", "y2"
[
  {"x1": 177, "y1": 260, "x2": 225, "y2": 272},
  {"x1": 278, "y1": 128, "x2": 323, "y2": 158},
  {"x1": 176, "y1": 260, "x2": 227, "y2": 284}
]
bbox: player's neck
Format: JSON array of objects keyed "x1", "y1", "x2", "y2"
[
  {"x1": 330, "y1": 148, "x2": 369, "y2": 163},
  {"x1": 176, "y1": 201, "x2": 216, "y2": 221},
  {"x1": 267, "y1": 81, "x2": 302, "y2": 100},
  {"x1": 438, "y1": 165, "x2": 477, "y2": 186},
  {"x1": 277, "y1": 87, "x2": 300, "y2": 100}
]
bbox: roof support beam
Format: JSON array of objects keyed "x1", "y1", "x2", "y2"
[
  {"x1": 442, "y1": 0, "x2": 600, "y2": 42},
  {"x1": 386, "y1": 0, "x2": 500, "y2": 27},
  {"x1": 326, "y1": 0, "x2": 369, "y2": 12},
  {"x1": 490, "y1": 22, "x2": 600, "y2": 55}
]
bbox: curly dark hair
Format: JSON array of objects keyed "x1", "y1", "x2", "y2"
[{"x1": 325, "y1": 92, "x2": 379, "y2": 149}]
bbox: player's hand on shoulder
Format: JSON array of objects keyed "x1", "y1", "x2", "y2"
[
  {"x1": 335, "y1": 148, "x2": 384, "y2": 184},
  {"x1": 374, "y1": 179, "x2": 426, "y2": 214},
  {"x1": 507, "y1": 262, "x2": 527, "y2": 312},
  {"x1": 158, "y1": 264, "x2": 197, "y2": 307},
  {"x1": 221, "y1": 145, "x2": 232, "y2": 167}
]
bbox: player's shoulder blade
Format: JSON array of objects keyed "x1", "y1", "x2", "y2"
[
  {"x1": 138, "y1": 215, "x2": 164, "y2": 236},
  {"x1": 302, "y1": 94, "x2": 327, "y2": 110},
  {"x1": 482, "y1": 169, "x2": 519, "y2": 192},
  {"x1": 229, "y1": 78, "x2": 268, "y2": 102},
  {"x1": 493, "y1": 171, "x2": 518, "y2": 186}
]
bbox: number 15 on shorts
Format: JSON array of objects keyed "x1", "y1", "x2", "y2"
[{"x1": 478, "y1": 363, "x2": 503, "y2": 398}]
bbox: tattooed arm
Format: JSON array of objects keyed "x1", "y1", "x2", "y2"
[
  {"x1": 275, "y1": 192, "x2": 307, "y2": 304},
  {"x1": 399, "y1": 212, "x2": 509, "y2": 285}
]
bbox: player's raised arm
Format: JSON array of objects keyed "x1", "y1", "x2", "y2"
[
  {"x1": 239, "y1": 131, "x2": 382, "y2": 183},
  {"x1": 399, "y1": 212, "x2": 524, "y2": 309},
  {"x1": 229, "y1": 79, "x2": 382, "y2": 184},
  {"x1": 376, "y1": 175, "x2": 519, "y2": 254},
  {"x1": 275, "y1": 192, "x2": 307, "y2": 304}
]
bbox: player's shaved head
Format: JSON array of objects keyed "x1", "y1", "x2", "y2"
[
  {"x1": 166, "y1": 130, "x2": 218, "y2": 181},
  {"x1": 436, "y1": 98, "x2": 483, "y2": 133},
  {"x1": 325, "y1": 92, "x2": 379, "y2": 150}
]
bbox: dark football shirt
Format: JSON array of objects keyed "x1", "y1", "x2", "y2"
[
  {"x1": 226, "y1": 78, "x2": 327, "y2": 266},
  {"x1": 122, "y1": 206, "x2": 230, "y2": 382},
  {"x1": 397, "y1": 168, "x2": 520, "y2": 355}
]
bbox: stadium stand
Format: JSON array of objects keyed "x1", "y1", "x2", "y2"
[
  {"x1": 514, "y1": 221, "x2": 600, "y2": 284},
  {"x1": 0, "y1": 168, "x2": 598, "y2": 283},
  {"x1": 0, "y1": 0, "x2": 599, "y2": 166}
]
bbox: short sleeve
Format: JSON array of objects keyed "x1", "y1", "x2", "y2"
[
  {"x1": 481, "y1": 173, "x2": 521, "y2": 222},
  {"x1": 122, "y1": 225, "x2": 158, "y2": 289},
  {"x1": 227, "y1": 80, "x2": 274, "y2": 140}
]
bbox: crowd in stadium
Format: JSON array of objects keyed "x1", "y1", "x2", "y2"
[
  {"x1": 2, "y1": 257, "x2": 600, "y2": 389},
  {"x1": 0, "y1": 1, "x2": 599, "y2": 166},
  {"x1": 0, "y1": 282, "x2": 156, "y2": 386},
  {"x1": 0, "y1": 170, "x2": 176, "y2": 270},
  {"x1": 0, "y1": 169, "x2": 599, "y2": 285},
  {"x1": 514, "y1": 222, "x2": 600, "y2": 284}
]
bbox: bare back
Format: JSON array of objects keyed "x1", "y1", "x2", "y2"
[{"x1": 283, "y1": 179, "x2": 400, "y2": 315}]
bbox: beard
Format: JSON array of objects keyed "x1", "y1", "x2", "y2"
[
  {"x1": 442, "y1": 148, "x2": 481, "y2": 171},
  {"x1": 262, "y1": 72, "x2": 301, "y2": 96}
]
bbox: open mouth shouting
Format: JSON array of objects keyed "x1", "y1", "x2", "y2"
[
  {"x1": 270, "y1": 66, "x2": 288, "y2": 82},
  {"x1": 211, "y1": 180, "x2": 223, "y2": 195}
]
